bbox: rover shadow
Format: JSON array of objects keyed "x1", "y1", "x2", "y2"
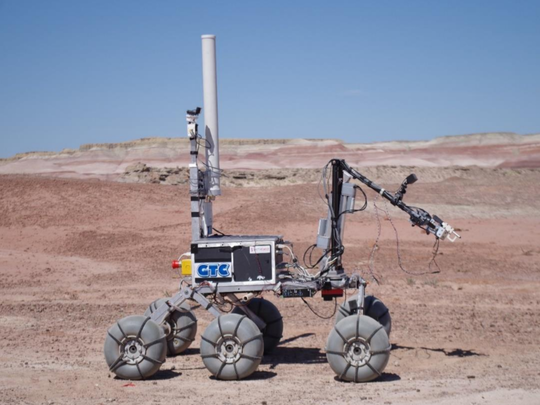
[
  {"x1": 392, "y1": 344, "x2": 486, "y2": 358},
  {"x1": 262, "y1": 346, "x2": 327, "y2": 369},
  {"x1": 247, "y1": 370, "x2": 278, "y2": 380},
  {"x1": 210, "y1": 370, "x2": 277, "y2": 381},
  {"x1": 333, "y1": 372, "x2": 401, "y2": 383},
  {"x1": 180, "y1": 347, "x2": 200, "y2": 356},
  {"x1": 152, "y1": 369, "x2": 183, "y2": 380},
  {"x1": 379, "y1": 372, "x2": 401, "y2": 382},
  {"x1": 279, "y1": 333, "x2": 315, "y2": 345},
  {"x1": 116, "y1": 369, "x2": 182, "y2": 381}
]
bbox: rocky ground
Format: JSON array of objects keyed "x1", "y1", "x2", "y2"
[{"x1": 1, "y1": 167, "x2": 540, "y2": 404}]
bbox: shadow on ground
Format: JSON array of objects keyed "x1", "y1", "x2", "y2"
[
  {"x1": 114, "y1": 369, "x2": 183, "y2": 381},
  {"x1": 279, "y1": 333, "x2": 315, "y2": 345},
  {"x1": 392, "y1": 343, "x2": 486, "y2": 358},
  {"x1": 209, "y1": 370, "x2": 278, "y2": 381},
  {"x1": 262, "y1": 346, "x2": 328, "y2": 369},
  {"x1": 333, "y1": 372, "x2": 401, "y2": 383}
]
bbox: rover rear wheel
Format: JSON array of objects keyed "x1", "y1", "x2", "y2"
[
  {"x1": 335, "y1": 295, "x2": 391, "y2": 337},
  {"x1": 326, "y1": 315, "x2": 390, "y2": 383},
  {"x1": 145, "y1": 298, "x2": 198, "y2": 356},
  {"x1": 232, "y1": 298, "x2": 283, "y2": 353},
  {"x1": 104, "y1": 315, "x2": 167, "y2": 380},
  {"x1": 200, "y1": 313, "x2": 264, "y2": 380}
]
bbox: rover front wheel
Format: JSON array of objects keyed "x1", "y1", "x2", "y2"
[
  {"x1": 104, "y1": 315, "x2": 167, "y2": 380},
  {"x1": 200, "y1": 313, "x2": 264, "y2": 380},
  {"x1": 326, "y1": 315, "x2": 390, "y2": 382}
]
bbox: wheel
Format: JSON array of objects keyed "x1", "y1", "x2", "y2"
[
  {"x1": 335, "y1": 295, "x2": 392, "y2": 337},
  {"x1": 200, "y1": 313, "x2": 264, "y2": 380},
  {"x1": 232, "y1": 298, "x2": 283, "y2": 353},
  {"x1": 104, "y1": 315, "x2": 167, "y2": 380},
  {"x1": 326, "y1": 315, "x2": 391, "y2": 382},
  {"x1": 144, "y1": 298, "x2": 198, "y2": 356}
]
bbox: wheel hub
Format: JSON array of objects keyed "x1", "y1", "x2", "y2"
[
  {"x1": 216, "y1": 335, "x2": 242, "y2": 364},
  {"x1": 162, "y1": 320, "x2": 173, "y2": 340},
  {"x1": 122, "y1": 338, "x2": 146, "y2": 365},
  {"x1": 344, "y1": 338, "x2": 371, "y2": 367}
]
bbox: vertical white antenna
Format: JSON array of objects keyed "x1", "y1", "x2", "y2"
[{"x1": 201, "y1": 34, "x2": 221, "y2": 196}]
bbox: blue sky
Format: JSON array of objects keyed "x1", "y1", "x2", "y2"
[{"x1": 1, "y1": 0, "x2": 539, "y2": 158}]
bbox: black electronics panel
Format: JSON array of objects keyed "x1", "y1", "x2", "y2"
[{"x1": 233, "y1": 246, "x2": 273, "y2": 282}]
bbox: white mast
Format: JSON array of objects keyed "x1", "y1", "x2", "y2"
[{"x1": 201, "y1": 34, "x2": 221, "y2": 196}]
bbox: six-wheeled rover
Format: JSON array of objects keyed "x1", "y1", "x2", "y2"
[{"x1": 104, "y1": 35, "x2": 460, "y2": 382}]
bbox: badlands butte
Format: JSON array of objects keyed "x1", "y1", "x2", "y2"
[{"x1": 1, "y1": 132, "x2": 540, "y2": 185}]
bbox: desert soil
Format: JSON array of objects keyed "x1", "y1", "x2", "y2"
[{"x1": 1, "y1": 169, "x2": 540, "y2": 404}]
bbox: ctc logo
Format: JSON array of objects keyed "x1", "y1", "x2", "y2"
[{"x1": 197, "y1": 263, "x2": 231, "y2": 278}]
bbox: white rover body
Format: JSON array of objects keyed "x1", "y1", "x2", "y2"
[{"x1": 104, "y1": 35, "x2": 460, "y2": 382}]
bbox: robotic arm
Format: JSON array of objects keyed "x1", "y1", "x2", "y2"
[
  {"x1": 314, "y1": 159, "x2": 460, "y2": 284},
  {"x1": 338, "y1": 160, "x2": 461, "y2": 242}
]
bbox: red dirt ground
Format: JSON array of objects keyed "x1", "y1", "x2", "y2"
[{"x1": 1, "y1": 171, "x2": 540, "y2": 404}]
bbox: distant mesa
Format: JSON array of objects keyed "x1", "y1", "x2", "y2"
[{"x1": 1, "y1": 132, "x2": 539, "y2": 181}]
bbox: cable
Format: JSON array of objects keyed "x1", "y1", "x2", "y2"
[
  {"x1": 301, "y1": 296, "x2": 338, "y2": 319},
  {"x1": 367, "y1": 195, "x2": 383, "y2": 285},
  {"x1": 301, "y1": 244, "x2": 330, "y2": 269},
  {"x1": 302, "y1": 244, "x2": 317, "y2": 268},
  {"x1": 381, "y1": 198, "x2": 441, "y2": 276},
  {"x1": 335, "y1": 184, "x2": 368, "y2": 221},
  {"x1": 212, "y1": 227, "x2": 226, "y2": 236},
  {"x1": 196, "y1": 134, "x2": 225, "y2": 175},
  {"x1": 428, "y1": 239, "x2": 442, "y2": 273},
  {"x1": 196, "y1": 134, "x2": 211, "y2": 149},
  {"x1": 210, "y1": 292, "x2": 234, "y2": 313},
  {"x1": 311, "y1": 247, "x2": 328, "y2": 268},
  {"x1": 280, "y1": 244, "x2": 314, "y2": 280}
]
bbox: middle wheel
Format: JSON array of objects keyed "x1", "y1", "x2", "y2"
[
  {"x1": 200, "y1": 313, "x2": 264, "y2": 380},
  {"x1": 144, "y1": 298, "x2": 198, "y2": 356},
  {"x1": 232, "y1": 298, "x2": 283, "y2": 353}
]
